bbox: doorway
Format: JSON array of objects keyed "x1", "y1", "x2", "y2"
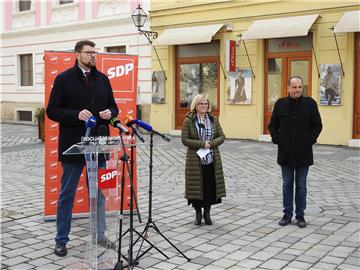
[
  {"x1": 175, "y1": 41, "x2": 220, "y2": 129},
  {"x1": 264, "y1": 36, "x2": 312, "y2": 134}
]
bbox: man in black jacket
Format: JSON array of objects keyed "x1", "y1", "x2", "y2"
[
  {"x1": 269, "y1": 76, "x2": 322, "y2": 228},
  {"x1": 46, "y1": 40, "x2": 119, "y2": 256}
]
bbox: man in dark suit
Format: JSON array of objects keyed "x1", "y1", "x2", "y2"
[
  {"x1": 269, "y1": 76, "x2": 322, "y2": 228},
  {"x1": 47, "y1": 40, "x2": 119, "y2": 256}
]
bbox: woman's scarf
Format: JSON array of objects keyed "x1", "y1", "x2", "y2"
[{"x1": 196, "y1": 112, "x2": 214, "y2": 165}]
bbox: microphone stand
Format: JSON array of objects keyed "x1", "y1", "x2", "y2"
[
  {"x1": 114, "y1": 130, "x2": 140, "y2": 270},
  {"x1": 151, "y1": 129, "x2": 171, "y2": 142},
  {"x1": 114, "y1": 130, "x2": 157, "y2": 269},
  {"x1": 133, "y1": 131, "x2": 190, "y2": 263}
]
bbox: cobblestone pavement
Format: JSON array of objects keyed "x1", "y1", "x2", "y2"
[{"x1": 1, "y1": 124, "x2": 359, "y2": 269}]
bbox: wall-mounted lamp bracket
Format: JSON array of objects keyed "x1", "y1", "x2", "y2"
[
  {"x1": 237, "y1": 33, "x2": 255, "y2": 79},
  {"x1": 330, "y1": 27, "x2": 345, "y2": 77},
  {"x1": 137, "y1": 29, "x2": 158, "y2": 44}
]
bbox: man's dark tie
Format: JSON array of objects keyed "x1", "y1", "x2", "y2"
[{"x1": 84, "y1": 71, "x2": 90, "y2": 84}]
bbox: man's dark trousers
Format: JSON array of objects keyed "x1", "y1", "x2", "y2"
[
  {"x1": 281, "y1": 165, "x2": 309, "y2": 218},
  {"x1": 55, "y1": 162, "x2": 106, "y2": 244}
]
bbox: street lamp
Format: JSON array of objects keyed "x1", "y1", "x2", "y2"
[
  {"x1": 131, "y1": 4, "x2": 166, "y2": 80},
  {"x1": 131, "y1": 4, "x2": 158, "y2": 43}
]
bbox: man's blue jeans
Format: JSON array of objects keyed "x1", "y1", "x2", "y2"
[
  {"x1": 281, "y1": 165, "x2": 309, "y2": 218},
  {"x1": 55, "y1": 162, "x2": 106, "y2": 244}
]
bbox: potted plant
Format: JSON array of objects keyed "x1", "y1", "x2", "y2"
[{"x1": 35, "y1": 107, "x2": 45, "y2": 141}]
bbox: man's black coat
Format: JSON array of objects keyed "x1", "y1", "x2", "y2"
[
  {"x1": 46, "y1": 64, "x2": 119, "y2": 163},
  {"x1": 268, "y1": 96, "x2": 322, "y2": 168}
]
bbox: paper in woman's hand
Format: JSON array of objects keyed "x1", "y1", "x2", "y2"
[{"x1": 196, "y1": 148, "x2": 210, "y2": 159}]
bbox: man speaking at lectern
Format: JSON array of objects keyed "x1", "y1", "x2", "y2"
[{"x1": 46, "y1": 40, "x2": 118, "y2": 257}]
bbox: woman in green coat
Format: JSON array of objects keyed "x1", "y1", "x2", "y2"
[{"x1": 181, "y1": 94, "x2": 226, "y2": 225}]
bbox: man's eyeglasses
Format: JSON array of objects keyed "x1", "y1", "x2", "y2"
[
  {"x1": 81, "y1": 51, "x2": 97, "y2": 56},
  {"x1": 197, "y1": 103, "x2": 208, "y2": 106}
]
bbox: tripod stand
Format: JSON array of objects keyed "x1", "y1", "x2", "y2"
[
  {"x1": 114, "y1": 131, "x2": 163, "y2": 270},
  {"x1": 133, "y1": 132, "x2": 191, "y2": 262},
  {"x1": 113, "y1": 131, "x2": 139, "y2": 270}
]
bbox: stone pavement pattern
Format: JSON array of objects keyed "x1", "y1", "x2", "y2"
[{"x1": 1, "y1": 124, "x2": 359, "y2": 269}]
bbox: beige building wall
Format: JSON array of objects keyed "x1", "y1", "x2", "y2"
[{"x1": 149, "y1": 0, "x2": 359, "y2": 146}]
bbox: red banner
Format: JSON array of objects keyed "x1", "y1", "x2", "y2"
[
  {"x1": 226, "y1": 40, "x2": 236, "y2": 72},
  {"x1": 44, "y1": 51, "x2": 138, "y2": 218}
]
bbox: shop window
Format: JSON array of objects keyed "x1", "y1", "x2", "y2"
[
  {"x1": 178, "y1": 41, "x2": 220, "y2": 58},
  {"x1": 19, "y1": 0, "x2": 31, "y2": 12},
  {"x1": 267, "y1": 58, "x2": 282, "y2": 112},
  {"x1": 267, "y1": 58, "x2": 281, "y2": 73},
  {"x1": 178, "y1": 63, "x2": 218, "y2": 109},
  {"x1": 19, "y1": 54, "x2": 33, "y2": 86},
  {"x1": 105, "y1": 46, "x2": 126, "y2": 53},
  {"x1": 177, "y1": 41, "x2": 220, "y2": 109}
]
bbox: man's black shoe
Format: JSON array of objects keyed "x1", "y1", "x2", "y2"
[
  {"x1": 98, "y1": 236, "x2": 117, "y2": 250},
  {"x1": 278, "y1": 215, "x2": 292, "y2": 226},
  {"x1": 54, "y1": 242, "x2": 67, "y2": 257},
  {"x1": 296, "y1": 215, "x2": 306, "y2": 228}
]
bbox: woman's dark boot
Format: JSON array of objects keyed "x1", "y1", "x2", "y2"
[
  {"x1": 203, "y1": 206, "x2": 213, "y2": 225},
  {"x1": 194, "y1": 207, "x2": 202, "y2": 225}
]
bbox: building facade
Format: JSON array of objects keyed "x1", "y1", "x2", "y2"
[
  {"x1": 0, "y1": 0, "x2": 152, "y2": 124},
  {"x1": 149, "y1": 0, "x2": 360, "y2": 146}
]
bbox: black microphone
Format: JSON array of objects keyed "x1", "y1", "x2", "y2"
[
  {"x1": 125, "y1": 117, "x2": 171, "y2": 142},
  {"x1": 110, "y1": 118, "x2": 129, "y2": 135},
  {"x1": 123, "y1": 115, "x2": 145, "y2": 143}
]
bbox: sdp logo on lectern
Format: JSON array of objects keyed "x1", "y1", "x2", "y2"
[{"x1": 98, "y1": 169, "x2": 118, "y2": 190}]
